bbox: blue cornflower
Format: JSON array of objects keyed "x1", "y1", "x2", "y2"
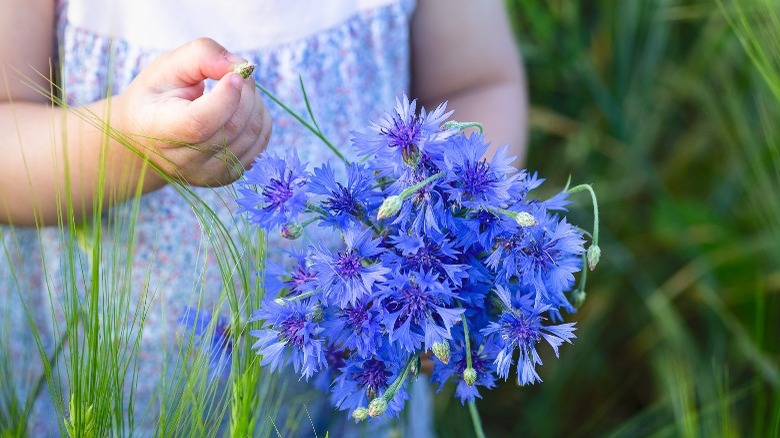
[
  {"x1": 264, "y1": 250, "x2": 318, "y2": 298},
  {"x1": 177, "y1": 307, "x2": 232, "y2": 379},
  {"x1": 308, "y1": 162, "x2": 376, "y2": 229},
  {"x1": 486, "y1": 209, "x2": 585, "y2": 311},
  {"x1": 310, "y1": 227, "x2": 390, "y2": 306},
  {"x1": 249, "y1": 300, "x2": 326, "y2": 380},
  {"x1": 321, "y1": 298, "x2": 384, "y2": 358},
  {"x1": 384, "y1": 233, "x2": 467, "y2": 286},
  {"x1": 331, "y1": 346, "x2": 410, "y2": 418},
  {"x1": 378, "y1": 270, "x2": 464, "y2": 352},
  {"x1": 390, "y1": 165, "x2": 453, "y2": 235},
  {"x1": 237, "y1": 149, "x2": 309, "y2": 230},
  {"x1": 481, "y1": 287, "x2": 576, "y2": 385},
  {"x1": 451, "y1": 208, "x2": 516, "y2": 251},
  {"x1": 352, "y1": 95, "x2": 454, "y2": 171},
  {"x1": 439, "y1": 133, "x2": 517, "y2": 210},
  {"x1": 431, "y1": 343, "x2": 497, "y2": 405}
]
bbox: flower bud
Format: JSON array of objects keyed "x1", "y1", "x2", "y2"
[
  {"x1": 410, "y1": 355, "x2": 422, "y2": 378},
  {"x1": 432, "y1": 341, "x2": 450, "y2": 364},
  {"x1": 587, "y1": 245, "x2": 601, "y2": 271},
  {"x1": 571, "y1": 290, "x2": 587, "y2": 309},
  {"x1": 280, "y1": 223, "x2": 303, "y2": 240},
  {"x1": 463, "y1": 367, "x2": 477, "y2": 386},
  {"x1": 368, "y1": 397, "x2": 388, "y2": 417},
  {"x1": 377, "y1": 195, "x2": 403, "y2": 220},
  {"x1": 352, "y1": 407, "x2": 369, "y2": 422},
  {"x1": 401, "y1": 144, "x2": 421, "y2": 167},
  {"x1": 233, "y1": 62, "x2": 256, "y2": 79},
  {"x1": 515, "y1": 211, "x2": 537, "y2": 227}
]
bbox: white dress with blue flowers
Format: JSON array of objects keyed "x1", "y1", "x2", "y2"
[{"x1": 0, "y1": 0, "x2": 439, "y2": 435}]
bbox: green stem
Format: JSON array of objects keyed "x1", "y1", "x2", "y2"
[
  {"x1": 443, "y1": 120, "x2": 484, "y2": 134},
  {"x1": 566, "y1": 184, "x2": 599, "y2": 247},
  {"x1": 399, "y1": 172, "x2": 445, "y2": 200},
  {"x1": 275, "y1": 289, "x2": 322, "y2": 304},
  {"x1": 461, "y1": 313, "x2": 474, "y2": 370},
  {"x1": 468, "y1": 400, "x2": 486, "y2": 438},
  {"x1": 255, "y1": 83, "x2": 349, "y2": 164},
  {"x1": 385, "y1": 356, "x2": 415, "y2": 400}
]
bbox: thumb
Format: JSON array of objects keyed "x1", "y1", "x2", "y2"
[{"x1": 145, "y1": 37, "x2": 247, "y2": 91}]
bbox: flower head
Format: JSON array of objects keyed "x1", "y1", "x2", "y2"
[
  {"x1": 309, "y1": 162, "x2": 376, "y2": 229},
  {"x1": 331, "y1": 346, "x2": 410, "y2": 419},
  {"x1": 481, "y1": 287, "x2": 576, "y2": 385},
  {"x1": 311, "y1": 227, "x2": 390, "y2": 306},
  {"x1": 378, "y1": 270, "x2": 464, "y2": 352},
  {"x1": 487, "y1": 209, "x2": 585, "y2": 311},
  {"x1": 438, "y1": 133, "x2": 517, "y2": 210},
  {"x1": 237, "y1": 150, "x2": 309, "y2": 230},
  {"x1": 249, "y1": 300, "x2": 326, "y2": 380},
  {"x1": 431, "y1": 342, "x2": 497, "y2": 404},
  {"x1": 321, "y1": 297, "x2": 384, "y2": 358},
  {"x1": 352, "y1": 95, "x2": 454, "y2": 172}
]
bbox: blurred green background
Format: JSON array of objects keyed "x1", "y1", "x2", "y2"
[{"x1": 434, "y1": 1, "x2": 780, "y2": 436}]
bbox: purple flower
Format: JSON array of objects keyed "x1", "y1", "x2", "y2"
[
  {"x1": 390, "y1": 164, "x2": 453, "y2": 235},
  {"x1": 331, "y1": 347, "x2": 410, "y2": 418},
  {"x1": 249, "y1": 300, "x2": 326, "y2": 380},
  {"x1": 384, "y1": 233, "x2": 467, "y2": 286},
  {"x1": 237, "y1": 149, "x2": 309, "y2": 230},
  {"x1": 310, "y1": 227, "x2": 390, "y2": 306},
  {"x1": 352, "y1": 95, "x2": 454, "y2": 172},
  {"x1": 487, "y1": 209, "x2": 585, "y2": 311},
  {"x1": 265, "y1": 250, "x2": 318, "y2": 299},
  {"x1": 431, "y1": 343, "x2": 497, "y2": 404},
  {"x1": 439, "y1": 133, "x2": 517, "y2": 210},
  {"x1": 321, "y1": 298, "x2": 384, "y2": 358},
  {"x1": 178, "y1": 307, "x2": 232, "y2": 379},
  {"x1": 378, "y1": 270, "x2": 464, "y2": 352},
  {"x1": 308, "y1": 162, "x2": 376, "y2": 229},
  {"x1": 451, "y1": 209, "x2": 516, "y2": 251},
  {"x1": 481, "y1": 287, "x2": 576, "y2": 385}
]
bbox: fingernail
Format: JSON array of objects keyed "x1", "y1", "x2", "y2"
[
  {"x1": 229, "y1": 73, "x2": 243, "y2": 88},
  {"x1": 223, "y1": 50, "x2": 246, "y2": 65}
]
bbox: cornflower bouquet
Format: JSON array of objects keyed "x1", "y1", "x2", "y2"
[{"x1": 239, "y1": 68, "x2": 601, "y2": 435}]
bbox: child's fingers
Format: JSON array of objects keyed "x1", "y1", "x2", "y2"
[
  {"x1": 235, "y1": 101, "x2": 272, "y2": 171},
  {"x1": 180, "y1": 72, "x2": 244, "y2": 143},
  {"x1": 145, "y1": 38, "x2": 245, "y2": 91}
]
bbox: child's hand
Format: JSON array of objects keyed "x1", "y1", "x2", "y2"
[{"x1": 117, "y1": 38, "x2": 271, "y2": 187}]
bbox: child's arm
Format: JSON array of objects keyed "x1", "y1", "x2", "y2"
[
  {"x1": 0, "y1": 2, "x2": 270, "y2": 226},
  {"x1": 410, "y1": 0, "x2": 527, "y2": 162}
]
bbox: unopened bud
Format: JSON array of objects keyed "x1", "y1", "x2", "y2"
[
  {"x1": 368, "y1": 397, "x2": 388, "y2": 417},
  {"x1": 587, "y1": 245, "x2": 601, "y2": 271},
  {"x1": 281, "y1": 223, "x2": 303, "y2": 240},
  {"x1": 352, "y1": 407, "x2": 369, "y2": 422},
  {"x1": 410, "y1": 355, "x2": 422, "y2": 378},
  {"x1": 463, "y1": 367, "x2": 477, "y2": 386},
  {"x1": 401, "y1": 144, "x2": 421, "y2": 167},
  {"x1": 432, "y1": 341, "x2": 450, "y2": 364},
  {"x1": 377, "y1": 195, "x2": 403, "y2": 220},
  {"x1": 515, "y1": 211, "x2": 537, "y2": 227},
  {"x1": 233, "y1": 62, "x2": 256, "y2": 79},
  {"x1": 571, "y1": 290, "x2": 587, "y2": 309}
]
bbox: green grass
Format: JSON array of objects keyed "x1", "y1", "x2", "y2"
[
  {"x1": 0, "y1": 73, "x2": 287, "y2": 436},
  {"x1": 430, "y1": 1, "x2": 780, "y2": 437}
]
